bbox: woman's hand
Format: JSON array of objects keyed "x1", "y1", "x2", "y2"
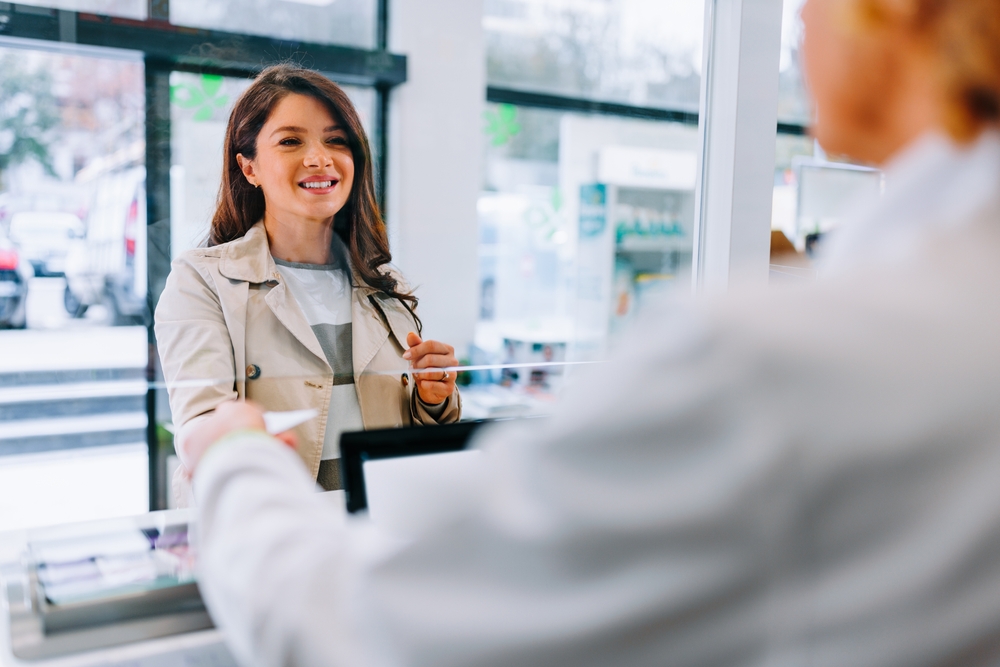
[{"x1": 403, "y1": 332, "x2": 457, "y2": 406}]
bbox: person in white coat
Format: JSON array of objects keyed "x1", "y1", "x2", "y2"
[{"x1": 186, "y1": 0, "x2": 1000, "y2": 665}]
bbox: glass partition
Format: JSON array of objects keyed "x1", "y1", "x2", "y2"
[
  {"x1": 0, "y1": 42, "x2": 149, "y2": 531},
  {"x1": 0, "y1": 0, "x2": 712, "y2": 522}
]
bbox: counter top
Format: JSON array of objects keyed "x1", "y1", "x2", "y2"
[
  {"x1": 0, "y1": 509, "x2": 233, "y2": 667},
  {"x1": 0, "y1": 492, "x2": 346, "y2": 666}
]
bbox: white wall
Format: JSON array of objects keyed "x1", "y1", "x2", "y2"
[{"x1": 387, "y1": 0, "x2": 485, "y2": 355}]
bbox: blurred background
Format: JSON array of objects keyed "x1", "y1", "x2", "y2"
[{"x1": 0, "y1": 0, "x2": 880, "y2": 530}]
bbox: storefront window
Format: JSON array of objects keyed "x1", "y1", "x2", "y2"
[
  {"x1": 485, "y1": 0, "x2": 704, "y2": 111},
  {"x1": 0, "y1": 43, "x2": 149, "y2": 531},
  {"x1": 469, "y1": 103, "x2": 700, "y2": 418},
  {"x1": 469, "y1": 0, "x2": 707, "y2": 418},
  {"x1": 169, "y1": 0, "x2": 378, "y2": 50}
]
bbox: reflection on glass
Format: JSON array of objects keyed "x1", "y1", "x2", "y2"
[
  {"x1": 472, "y1": 102, "x2": 700, "y2": 416},
  {"x1": 9, "y1": 0, "x2": 146, "y2": 20},
  {"x1": 485, "y1": 0, "x2": 704, "y2": 111},
  {"x1": 169, "y1": 0, "x2": 377, "y2": 50},
  {"x1": 0, "y1": 44, "x2": 149, "y2": 531}
]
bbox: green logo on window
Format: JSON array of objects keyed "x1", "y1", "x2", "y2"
[
  {"x1": 170, "y1": 74, "x2": 229, "y2": 122},
  {"x1": 483, "y1": 104, "x2": 521, "y2": 147}
]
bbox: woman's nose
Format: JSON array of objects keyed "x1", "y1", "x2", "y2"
[{"x1": 303, "y1": 148, "x2": 333, "y2": 169}]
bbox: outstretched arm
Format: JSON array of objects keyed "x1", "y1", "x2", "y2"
[{"x1": 193, "y1": 403, "x2": 392, "y2": 667}]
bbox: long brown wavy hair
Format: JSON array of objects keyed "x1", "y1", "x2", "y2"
[{"x1": 210, "y1": 64, "x2": 419, "y2": 323}]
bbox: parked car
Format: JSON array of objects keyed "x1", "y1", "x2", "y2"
[
  {"x1": 64, "y1": 167, "x2": 147, "y2": 324},
  {"x1": 7, "y1": 211, "x2": 84, "y2": 277},
  {"x1": 0, "y1": 233, "x2": 32, "y2": 329}
]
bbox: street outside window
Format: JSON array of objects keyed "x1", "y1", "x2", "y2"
[{"x1": 0, "y1": 43, "x2": 149, "y2": 532}]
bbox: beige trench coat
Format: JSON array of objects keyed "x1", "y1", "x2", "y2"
[{"x1": 154, "y1": 221, "x2": 461, "y2": 499}]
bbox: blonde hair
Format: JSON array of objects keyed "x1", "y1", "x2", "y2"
[{"x1": 856, "y1": 0, "x2": 1000, "y2": 141}]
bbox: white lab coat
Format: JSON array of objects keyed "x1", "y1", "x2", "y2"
[{"x1": 194, "y1": 131, "x2": 1000, "y2": 667}]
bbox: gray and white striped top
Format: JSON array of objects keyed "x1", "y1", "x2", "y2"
[{"x1": 274, "y1": 254, "x2": 364, "y2": 461}]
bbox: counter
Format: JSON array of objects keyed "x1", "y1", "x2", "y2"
[{"x1": 0, "y1": 493, "x2": 346, "y2": 666}]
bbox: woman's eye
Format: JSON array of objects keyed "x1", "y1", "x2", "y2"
[
  {"x1": 328, "y1": 136, "x2": 348, "y2": 146},
  {"x1": 279, "y1": 138, "x2": 300, "y2": 146}
]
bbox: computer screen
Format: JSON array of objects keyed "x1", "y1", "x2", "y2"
[{"x1": 339, "y1": 420, "x2": 490, "y2": 514}]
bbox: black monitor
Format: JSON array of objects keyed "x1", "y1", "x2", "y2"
[{"x1": 339, "y1": 420, "x2": 490, "y2": 513}]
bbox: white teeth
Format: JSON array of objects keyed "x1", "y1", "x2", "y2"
[{"x1": 301, "y1": 181, "x2": 334, "y2": 189}]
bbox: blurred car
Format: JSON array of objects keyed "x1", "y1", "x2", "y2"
[
  {"x1": 0, "y1": 233, "x2": 32, "y2": 329},
  {"x1": 7, "y1": 211, "x2": 85, "y2": 277},
  {"x1": 64, "y1": 167, "x2": 147, "y2": 324}
]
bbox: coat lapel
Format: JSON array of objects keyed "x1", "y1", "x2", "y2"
[
  {"x1": 352, "y1": 289, "x2": 389, "y2": 381},
  {"x1": 218, "y1": 222, "x2": 271, "y2": 284},
  {"x1": 350, "y1": 261, "x2": 419, "y2": 379},
  {"x1": 373, "y1": 295, "x2": 418, "y2": 349},
  {"x1": 216, "y1": 221, "x2": 414, "y2": 376},
  {"x1": 264, "y1": 281, "x2": 330, "y2": 368}
]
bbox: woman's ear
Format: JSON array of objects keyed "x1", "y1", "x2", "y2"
[{"x1": 236, "y1": 153, "x2": 258, "y2": 187}]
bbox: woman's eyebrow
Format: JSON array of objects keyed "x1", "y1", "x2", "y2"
[
  {"x1": 269, "y1": 124, "x2": 342, "y2": 137},
  {"x1": 270, "y1": 125, "x2": 305, "y2": 136}
]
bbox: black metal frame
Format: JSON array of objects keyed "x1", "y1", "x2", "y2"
[
  {"x1": 0, "y1": 0, "x2": 406, "y2": 510},
  {"x1": 0, "y1": 5, "x2": 405, "y2": 85},
  {"x1": 486, "y1": 86, "x2": 810, "y2": 137}
]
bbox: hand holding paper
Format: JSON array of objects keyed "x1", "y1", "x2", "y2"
[
  {"x1": 263, "y1": 409, "x2": 319, "y2": 436},
  {"x1": 186, "y1": 403, "x2": 316, "y2": 473}
]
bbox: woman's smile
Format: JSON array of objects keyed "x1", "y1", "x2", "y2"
[{"x1": 298, "y1": 175, "x2": 341, "y2": 194}]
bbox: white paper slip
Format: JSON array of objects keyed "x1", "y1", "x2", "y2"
[{"x1": 263, "y1": 409, "x2": 319, "y2": 435}]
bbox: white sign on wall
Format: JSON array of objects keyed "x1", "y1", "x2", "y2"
[{"x1": 598, "y1": 146, "x2": 698, "y2": 191}]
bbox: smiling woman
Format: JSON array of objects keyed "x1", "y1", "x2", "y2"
[
  {"x1": 154, "y1": 65, "x2": 462, "y2": 504},
  {"x1": 236, "y1": 97, "x2": 357, "y2": 257}
]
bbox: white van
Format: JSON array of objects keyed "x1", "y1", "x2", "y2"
[
  {"x1": 64, "y1": 167, "x2": 147, "y2": 324},
  {"x1": 8, "y1": 211, "x2": 85, "y2": 277}
]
